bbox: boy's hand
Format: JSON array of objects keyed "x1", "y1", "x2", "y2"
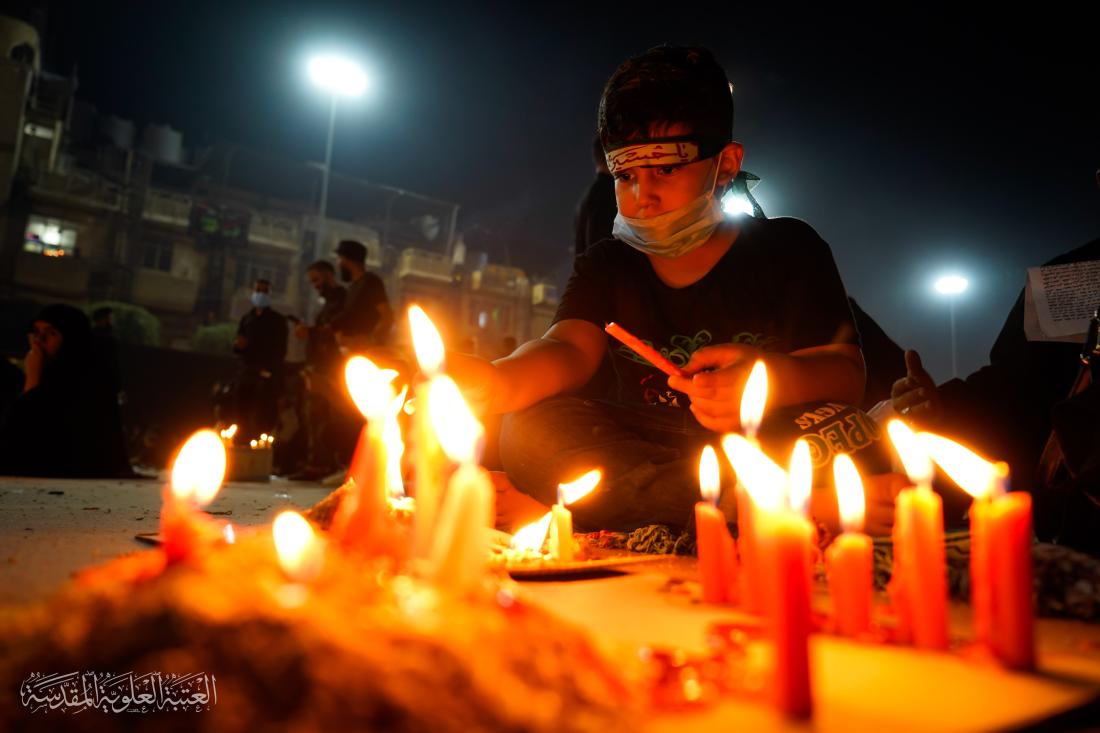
[
  {"x1": 891, "y1": 350, "x2": 941, "y2": 425},
  {"x1": 667, "y1": 343, "x2": 763, "y2": 432}
]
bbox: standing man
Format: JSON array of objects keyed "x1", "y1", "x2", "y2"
[
  {"x1": 329, "y1": 240, "x2": 394, "y2": 353},
  {"x1": 233, "y1": 278, "x2": 288, "y2": 442}
]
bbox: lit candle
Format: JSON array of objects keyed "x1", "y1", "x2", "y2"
[
  {"x1": 919, "y1": 435, "x2": 1035, "y2": 670},
  {"x1": 550, "y1": 469, "x2": 601, "y2": 562},
  {"x1": 273, "y1": 511, "x2": 325, "y2": 583},
  {"x1": 511, "y1": 512, "x2": 552, "y2": 554},
  {"x1": 332, "y1": 356, "x2": 397, "y2": 551},
  {"x1": 695, "y1": 446, "x2": 737, "y2": 604},
  {"x1": 409, "y1": 305, "x2": 448, "y2": 560},
  {"x1": 886, "y1": 420, "x2": 948, "y2": 650},
  {"x1": 427, "y1": 376, "x2": 495, "y2": 595},
  {"x1": 722, "y1": 433, "x2": 813, "y2": 718},
  {"x1": 734, "y1": 360, "x2": 768, "y2": 615},
  {"x1": 827, "y1": 454, "x2": 873, "y2": 637},
  {"x1": 161, "y1": 429, "x2": 227, "y2": 564}
]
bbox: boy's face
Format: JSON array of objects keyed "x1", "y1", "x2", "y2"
[{"x1": 612, "y1": 123, "x2": 742, "y2": 219}]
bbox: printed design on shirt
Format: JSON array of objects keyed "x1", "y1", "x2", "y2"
[{"x1": 792, "y1": 402, "x2": 881, "y2": 468}]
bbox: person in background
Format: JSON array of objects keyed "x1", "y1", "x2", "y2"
[
  {"x1": 329, "y1": 240, "x2": 394, "y2": 354},
  {"x1": 0, "y1": 304, "x2": 130, "y2": 477},
  {"x1": 233, "y1": 278, "x2": 288, "y2": 442}
]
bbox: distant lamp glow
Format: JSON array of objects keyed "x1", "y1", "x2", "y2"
[
  {"x1": 308, "y1": 55, "x2": 368, "y2": 97},
  {"x1": 721, "y1": 191, "x2": 754, "y2": 217},
  {"x1": 933, "y1": 275, "x2": 969, "y2": 296}
]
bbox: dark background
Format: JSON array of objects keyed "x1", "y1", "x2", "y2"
[{"x1": 26, "y1": 1, "x2": 1100, "y2": 382}]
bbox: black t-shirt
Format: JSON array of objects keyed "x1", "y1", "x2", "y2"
[
  {"x1": 307, "y1": 284, "x2": 347, "y2": 372},
  {"x1": 554, "y1": 216, "x2": 859, "y2": 413},
  {"x1": 236, "y1": 307, "x2": 288, "y2": 371},
  {"x1": 330, "y1": 272, "x2": 390, "y2": 344}
]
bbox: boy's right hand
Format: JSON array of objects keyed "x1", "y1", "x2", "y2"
[{"x1": 890, "y1": 350, "x2": 941, "y2": 425}]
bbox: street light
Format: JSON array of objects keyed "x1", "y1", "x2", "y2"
[
  {"x1": 307, "y1": 54, "x2": 368, "y2": 262},
  {"x1": 933, "y1": 274, "x2": 969, "y2": 378}
]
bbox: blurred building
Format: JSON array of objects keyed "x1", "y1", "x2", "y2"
[{"x1": 0, "y1": 14, "x2": 559, "y2": 354}]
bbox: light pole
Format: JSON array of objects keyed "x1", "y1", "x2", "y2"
[
  {"x1": 934, "y1": 274, "x2": 969, "y2": 378},
  {"x1": 307, "y1": 54, "x2": 368, "y2": 261}
]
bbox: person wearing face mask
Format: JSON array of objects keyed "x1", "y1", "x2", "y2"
[
  {"x1": 232, "y1": 278, "x2": 288, "y2": 443},
  {"x1": 446, "y1": 45, "x2": 867, "y2": 534}
]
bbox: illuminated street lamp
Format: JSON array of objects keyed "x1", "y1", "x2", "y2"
[
  {"x1": 307, "y1": 54, "x2": 368, "y2": 260},
  {"x1": 933, "y1": 274, "x2": 969, "y2": 377}
]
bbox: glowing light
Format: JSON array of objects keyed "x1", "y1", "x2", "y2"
[
  {"x1": 918, "y1": 432, "x2": 998, "y2": 499},
  {"x1": 721, "y1": 191, "x2": 754, "y2": 217},
  {"x1": 223, "y1": 524, "x2": 236, "y2": 544},
  {"x1": 510, "y1": 512, "x2": 552, "y2": 552},
  {"x1": 720, "y1": 433, "x2": 787, "y2": 512},
  {"x1": 558, "y1": 468, "x2": 601, "y2": 505},
  {"x1": 219, "y1": 424, "x2": 238, "y2": 441},
  {"x1": 170, "y1": 430, "x2": 227, "y2": 506},
  {"x1": 384, "y1": 385, "x2": 408, "y2": 497},
  {"x1": 739, "y1": 360, "x2": 768, "y2": 438},
  {"x1": 887, "y1": 420, "x2": 934, "y2": 487},
  {"x1": 408, "y1": 305, "x2": 446, "y2": 376},
  {"x1": 344, "y1": 356, "x2": 398, "y2": 420},
  {"x1": 833, "y1": 453, "x2": 866, "y2": 533},
  {"x1": 273, "y1": 511, "x2": 324, "y2": 582},
  {"x1": 788, "y1": 439, "x2": 813, "y2": 515},
  {"x1": 427, "y1": 376, "x2": 484, "y2": 464},
  {"x1": 308, "y1": 55, "x2": 368, "y2": 97},
  {"x1": 698, "y1": 446, "x2": 721, "y2": 504},
  {"x1": 934, "y1": 275, "x2": 969, "y2": 296}
]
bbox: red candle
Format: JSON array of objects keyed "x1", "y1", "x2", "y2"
[
  {"x1": 887, "y1": 421, "x2": 949, "y2": 651},
  {"x1": 162, "y1": 429, "x2": 227, "y2": 564},
  {"x1": 695, "y1": 446, "x2": 737, "y2": 604},
  {"x1": 826, "y1": 454, "x2": 873, "y2": 637},
  {"x1": 604, "y1": 322, "x2": 686, "y2": 378}
]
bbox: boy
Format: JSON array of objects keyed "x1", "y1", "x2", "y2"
[{"x1": 456, "y1": 45, "x2": 864, "y2": 530}]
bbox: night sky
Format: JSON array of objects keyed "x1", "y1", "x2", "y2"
[{"x1": 29, "y1": 1, "x2": 1100, "y2": 382}]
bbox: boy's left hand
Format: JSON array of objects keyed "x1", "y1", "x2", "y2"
[{"x1": 668, "y1": 343, "x2": 764, "y2": 432}]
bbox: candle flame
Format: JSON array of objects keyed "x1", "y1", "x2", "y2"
[
  {"x1": 833, "y1": 453, "x2": 866, "y2": 532},
  {"x1": 170, "y1": 429, "x2": 227, "y2": 506},
  {"x1": 428, "y1": 375, "x2": 484, "y2": 464},
  {"x1": 223, "y1": 523, "x2": 236, "y2": 544},
  {"x1": 917, "y1": 432, "x2": 997, "y2": 499},
  {"x1": 510, "y1": 512, "x2": 552, "y2": 552},
  {"x1": 273, "y1": 511, "x2": 323, "y2": 582},
  {"x1": 788, "y1": 439, "x2": 813, "y2": 515},
  {"x1": 408, "y1": 305, "x2": 446, "y2": 376},
  {"x1": 887, "y1": 419, "x2": 934, "y2": 486},
  {"x1": 558, "y1": 469, "x2": 602, "y2": 505},
  {"x1": 250, "y1": 439, "x2": 258, "y2": 449},
  {"x1": 344, "y1": 356, "x2": 398, "y2": 420},
  {"x1": 720, "y1": 433, "x2": 787, "y2": 512},
  {"x1": 219, "y1": 424, "x2": 238, "y2": 440},
  {"x1": 384, "y1": 385, "x2": 408, "y2": 497},
  {"x1": 698, "y1": 446, "x2": 721, "y2": 504},
  {"x1": 739, "y1": 360, "x2": 768, "y2": 437}
]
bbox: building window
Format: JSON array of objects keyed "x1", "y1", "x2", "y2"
[
  {"x1": 142, "y1": 239, "x2": 174, "y2": 272},
  {"x1": 235, "y1": 256, "x2": 288, "y2": 292},
  {"x1": 24, "y1": 216, "x2": 78, "y2": 257}
]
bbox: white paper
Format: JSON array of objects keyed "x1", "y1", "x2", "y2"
[{"x1": 1024, "y1": 260, "x2": 1100, "y2": 342}]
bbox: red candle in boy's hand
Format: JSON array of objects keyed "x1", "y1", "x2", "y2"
[{"x1": 605, "y1": 322, "x2": 687, "y2": 378}]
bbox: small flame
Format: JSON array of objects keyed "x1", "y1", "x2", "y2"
[
  {"x1": 739, "y1": 360, "x2": 768, "y2": 437},
  {"x1": 788, "y1": 439, "x2": 813, "y2": 515},
  {"x1": 887, "y1": 419, "x2": 934, "y2": 486},
  {"x1": 170, "y1": 429, "x2": 227, "y2": 506},
  {"x1": 558, "y1": 469, "x2": 602, "y2": 505},
  {"x1": 345, "y1": 356, "x2": 398, "y2": 420},
  {"x1": 273, "y1": 511, "x2": 324, "y2": 582},
  {"x1": 833, "y1": 453, "x2": 866, "y2": 532},
  {"x1": 918, "y1": 432, "x2": 997, "y2": 499},
  {"x1": 510, "y1": 512, "x2": 552, "y2": 552},
  {"x1": 698, "y1": 447, "x2": 721, "y2": 504},
  {"x1": 408, "y1": 305, "x2": 446, "y2": 376},
  {"x1": 720, "y1": 433, "x2": 787, "y2": 512},
  {"x1": 219, "y1": 424, "x2": 238, "y2": 440},
  {"x1": 384, "y1": 385, "x2": 409, "y2": 497},
  {"x1": 428, "y1": 376, "x2": 484, "y2": 464},
  {"x1": 250, "y1": 439, "x2": 258, "y2": 449},
  {"x1": 223, "y1": 523, "x2": 236, "y2": 544}
]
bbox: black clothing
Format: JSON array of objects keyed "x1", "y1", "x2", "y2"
[
  {"x1": 307, "y1": 285, "x2": 346, "y2": 374},
  {"x1": 573, "y1": 172, "x2": 616, "y2": 259},
  {"x1": 329, "y1": 272, "x2": 390, "y2": 345},
  {"x1": 235, "y1": 307, "x2": 288, "y2": 372},
  {"x1": 554, "y1": 216, "x2": 858, "y2": 420}
]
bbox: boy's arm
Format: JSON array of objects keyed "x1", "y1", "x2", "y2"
[
  {"x1": 668, "y1": 342, "x2": 865, "y2": 433},
  {"x1": 447, "y1": 319, "x2": 606, "y2": 414}
]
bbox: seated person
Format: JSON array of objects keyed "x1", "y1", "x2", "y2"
[
  {"x1": 0, "y1": 304, "x2": 131, "y2": 478},
  {"x1": 452, "y1": 45, "x2": 878, "y2": 533}
]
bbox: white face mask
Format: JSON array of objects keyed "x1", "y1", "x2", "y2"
[{"x1": 612, "y1": 157, "x2": 726, "y2": 258}]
